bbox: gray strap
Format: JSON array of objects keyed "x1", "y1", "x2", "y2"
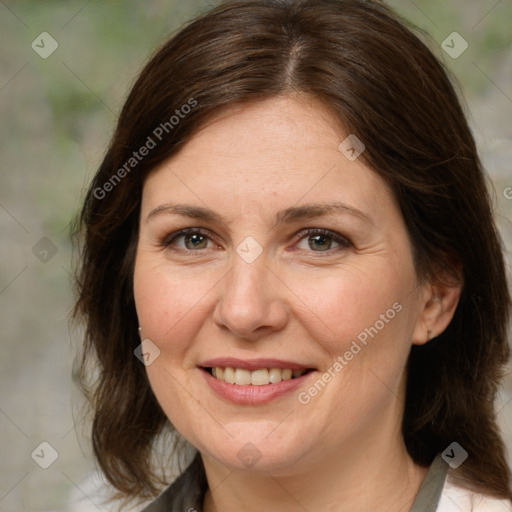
[
  {"x1": 410, "y1": 454, "x2": 449, "y2": 512},
  {"x1": 142, "y1": 453, "x2": 206, "y2": 511}
]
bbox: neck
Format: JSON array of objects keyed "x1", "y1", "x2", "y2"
[{"x1": 201, "y1": 429, "x2": 428, "y2": 512}]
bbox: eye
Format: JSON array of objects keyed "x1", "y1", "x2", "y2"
[
  {"x1": 161, "y1": 227, "x2": 351, "y2": 254},
  {"x1": 294, "y1": 228, "x2": 351, "y2": 253},
  {"x1": 163, "y1": 228, "x2": 217, "y2": 251}
]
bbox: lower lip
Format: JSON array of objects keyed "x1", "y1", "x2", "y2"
[{"x1": 200, "y1": 368, "x2": 314, "y2": 405}]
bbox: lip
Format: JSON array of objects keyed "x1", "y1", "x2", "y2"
[
  {"x1": 199, "y1": 358, "x2": 313, "y2": 372},
  {"x1": 198, "y1": 359, "x2": 316, "y2": 405}
]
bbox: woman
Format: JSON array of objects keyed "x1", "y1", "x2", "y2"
[{"x1": 72, "y1": 0, "x2": 512, "y2": 510}]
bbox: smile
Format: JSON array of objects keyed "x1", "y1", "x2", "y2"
[
  {"x1": 207, "y1": 367, "x2": 309, "y2": 385},
  {"x1": 199, "y1": 359, "x2": 317, "y2": 404}
]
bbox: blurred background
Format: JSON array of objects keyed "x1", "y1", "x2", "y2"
[{"x1": 0, "y1": 0, "x2": 511, "y2": 510}]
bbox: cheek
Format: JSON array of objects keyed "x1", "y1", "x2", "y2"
[
  {"x1": 133, "y1": 257, "x2": 213, "y2": 430},
  {"x1": 133, "y1": 256, "x2": 211, "y2": 358},
  {"x1": 298, "y1": 267, "x2": 415, "y2": 423},
  {"x1": 290, "y1": 262, "x2": 413, "y2": 354}
]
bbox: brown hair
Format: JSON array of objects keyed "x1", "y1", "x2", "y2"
[{"x1": 72, "y1": 0, "x2": 512, "y2": 502}]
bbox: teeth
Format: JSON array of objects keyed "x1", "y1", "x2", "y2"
[
  {"x1": 282, "y1": 369, "x2": 292, "y2": 380},
  {"x1": 224, "y1": 367, "x2": 235, "y2": 384},
  {"x1": 269, "y1": 368, "x2": 282, "y2": 383},
  {"x1": 251, "y1": 369, "x2": 269, "y2": 385},
  {"x1": 210, "y1": 366, "x2": 307, "y2": 385},
  {"x1": 235, "y1": 368, "x2": 251, "y2": 385}
]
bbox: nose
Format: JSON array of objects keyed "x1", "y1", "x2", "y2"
[{"x1": 213, "y1": 251, "x2": 289, "y2": 341}]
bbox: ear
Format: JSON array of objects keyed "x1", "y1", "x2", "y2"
[{"x1": 411, "y1": 268, "x2": 462, "y2": 346}]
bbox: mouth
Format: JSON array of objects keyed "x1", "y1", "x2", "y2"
[
  {"x1": 198, "y1": 358, "x2": 317, "y2": 404},
  {"x1": 202, "y1": 366, "x2": 314, "y2": 385}
]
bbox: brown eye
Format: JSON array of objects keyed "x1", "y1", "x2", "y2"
[
  {"x1": 182, "y1": 232, "x2": 208, "y2": 250},
  {"x1": 163, "y1": 228, "x2": 215, "y2": 251},
  {"x1": 307, "y1": 233, "x2": 333, "y2": 251},
  {"x1": 295, "y1": 228, "x2": 351, "y2": 253}
]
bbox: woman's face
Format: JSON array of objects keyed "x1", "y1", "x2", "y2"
[{"x1": 134, "y1": 95, "x2": 432, "y2": 474}]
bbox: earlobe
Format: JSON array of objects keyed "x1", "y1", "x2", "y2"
[{"x1": 412, "y1": 280, "x2": 462, "y2": 346}]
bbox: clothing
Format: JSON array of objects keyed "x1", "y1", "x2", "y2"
[
  {"x1": 410, "y1": 455, "x2": 512, "y2": 511},
  {"x1": 437, "y1": 480, "x2": 512, "y2": 511},
  {"x1": 141, "y1": 452, "x2": 512, "y2": 511}
]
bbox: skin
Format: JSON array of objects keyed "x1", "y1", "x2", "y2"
[{"x1": 133, "y1": 94, "x2": 461, "y2": 511}]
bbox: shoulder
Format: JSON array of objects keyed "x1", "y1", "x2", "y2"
[{"x1": 437, "y1": 477, "x2": 512, "y2": 511}]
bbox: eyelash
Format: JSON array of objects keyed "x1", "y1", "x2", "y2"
[{"x1": 160, "y1": 227, "x2": 352, "y2": 255}]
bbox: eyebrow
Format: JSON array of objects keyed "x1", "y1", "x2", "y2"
[{"x1": 146, "y1": 201, "x2": 375, "y2": 227}]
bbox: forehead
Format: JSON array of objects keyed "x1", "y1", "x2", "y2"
[{"x1": 141, "y1": 95, "x2": 395, "y2": 224}]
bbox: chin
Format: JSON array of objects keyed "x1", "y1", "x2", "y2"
[{"x1": 192, "y1": 424, "x2": 313, "y2": 474}]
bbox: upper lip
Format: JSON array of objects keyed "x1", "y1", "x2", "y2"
[{"x1": 199, "y1": 358, "x2": 315, "y2": 371}]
